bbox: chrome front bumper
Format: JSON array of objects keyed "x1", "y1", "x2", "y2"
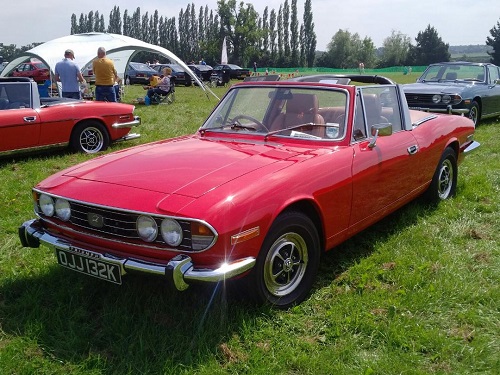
[
  {"x1": 112, "y1": 115, "x2": 141, "y2": 129},
  {"x1": 19, "y1": 219, "x2": 256, "y2": 291}
]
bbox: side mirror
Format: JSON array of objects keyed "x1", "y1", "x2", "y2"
[{"x1": 368, "y1": 123, "x2": 392, "y2": 148}]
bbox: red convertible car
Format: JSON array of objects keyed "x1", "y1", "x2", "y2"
[
  {"x1": 0, "y1": 77, "x2": 140, "y2": 157},
  {"x1": 19, "y1": 74, "x2": 479, "y2": 308}
]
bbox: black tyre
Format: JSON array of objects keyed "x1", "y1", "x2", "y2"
[
  {"x1": 425, "y1": 147, "x2": 457, "y2": 202},
  {"x1": 468, "y1": 100, "x2": 480, "y2": 126},
  {"x1": 251, "y1": 211, "x2": 320, "y2": 308},
  {"x1": 70, "y1": 121, "x2": 110, "y2": 154}
]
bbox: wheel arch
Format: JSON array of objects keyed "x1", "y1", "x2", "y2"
[
  {"x1": 71, "y1": 118, "x2": 110, "y2": 139},
  {"x1": 445, "y1": 139, "x2": 460, "y2": 158},
  {"x1": 470, "y1": 96, "x2": 482, "y2": 121},
  {"x1": 277, "y1": 199, "x2": 326, "y2": 253}
]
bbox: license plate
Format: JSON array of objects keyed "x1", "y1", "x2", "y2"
[{"x1": 56, "y1": 248, "x2": 122, "y2": 285}]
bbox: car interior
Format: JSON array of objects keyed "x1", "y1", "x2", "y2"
[{"x1": 0, "y1": 83, "x2": 31, "y2": 109}]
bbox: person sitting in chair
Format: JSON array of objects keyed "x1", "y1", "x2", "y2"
[{"x1": 146, "y1": 67, "x2": 172, "y2": 100}]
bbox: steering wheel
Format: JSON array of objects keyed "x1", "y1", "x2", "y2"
[{"x1": 232, "y1": 115, "x2": 270, "y2": 132}]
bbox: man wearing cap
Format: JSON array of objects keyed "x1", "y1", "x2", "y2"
[
  {"x1": 92, "y1": 47, "x2": 119, "y2": 102},
  {"x1": 54, "y1": 49, "x2": 86, "y2": 99}
]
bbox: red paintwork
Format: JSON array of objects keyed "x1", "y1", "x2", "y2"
[
  {"x1": 1, "y1": 96, "x2": 137, "y2": 155},
  {"x1": 11, "y1": 62, "x2": 50, "y2": 83},
  {"x1": 28, "y1": 79, "x2": 476, "y2": 271}
]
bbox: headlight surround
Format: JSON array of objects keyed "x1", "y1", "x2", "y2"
[
  {"x1": 39, "y1": 194, "x2": 55, "y2": 217},
  {"x1": 137, "y1": 215, "x2": 158, "y2": 242},
  {"x1": 161, "y1": 218, "x2": 183, "y2": 246},
  {"x1": 55, "y1": 198, "x2": 71, "y2": 221},
  {"x1": 441, "y1": 94, "x2": 451, "y2": 104},
  {"x1": 432, "y1": 94, "x2": 441, "y2": 103}
]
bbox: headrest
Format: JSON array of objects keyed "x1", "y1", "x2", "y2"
[
  {"x1": 286, "y1": 93, "x2": 318, "y2": 115},
  {"x1": 445, "y1": 72, "x2": 457, "y2": 80},
  {"x1": 362, "y1": 93, "x2": 382, "y2": 119}
]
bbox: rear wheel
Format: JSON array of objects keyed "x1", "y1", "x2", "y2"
[
  {"x1": 250, "y1": 211, "x2": 320, "y2": 308},
  {"x1": 425, "y1": 147, "x2": 457, "y2": 202},
  {"x1": 70, "y1": 121, "x2": 110, "y2": 154}
]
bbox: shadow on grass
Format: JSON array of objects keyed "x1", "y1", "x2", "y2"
[
  {"x1": 0, "y1": 198, "x2": 437, "y2": 373},
  {"x1": 316, "y1": 197, "x2": 435, "y2": 288},
  {"x1": 0, "y1": 264, "x2": 262, "y2": 371}
]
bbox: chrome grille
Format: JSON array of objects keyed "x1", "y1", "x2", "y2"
[
  {"x1": 68, "y1": 201, "x2": 193, "y2": 251},
  {"x1": 405, "y1": 93, "x2": 435, "y2": 106}
]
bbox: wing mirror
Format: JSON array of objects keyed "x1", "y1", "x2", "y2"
[{"x1": 368, "y1": 123, "x2": 392, "y2": 148}]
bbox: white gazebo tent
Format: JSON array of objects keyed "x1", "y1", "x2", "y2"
[{"x1": 0, "y1": 32, "x2": 218, "y2": 99}]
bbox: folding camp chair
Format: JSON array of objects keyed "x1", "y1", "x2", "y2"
[{"x1": 150, "y1": 77, "x2": 176, "y2": 105}]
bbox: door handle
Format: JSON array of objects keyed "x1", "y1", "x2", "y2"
[
  {"x1": 407, "y1": 145, "x2": 419, "y2": 155},
  {"x1": 23, "y1": 116, "x2": 37, "y2": 122}
]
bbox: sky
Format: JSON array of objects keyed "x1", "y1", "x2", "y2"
[{"x1": 1, "y1": 0, "x2": 498, "y2": 52}]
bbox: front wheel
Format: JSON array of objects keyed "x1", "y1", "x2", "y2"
[
  {"x1": 250, "y1": 211, "x2": 320, "y2": 308},
  {"x1": 70, "y1": 121, "x2": 110, "y2": 154},
  {"x1": 468, "y1": 101, "x2": 480, "y2": 126},
  {"x1": 425, "y1": 147, "x2": 457, "y2": 202}
]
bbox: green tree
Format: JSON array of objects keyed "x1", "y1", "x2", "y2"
[
  {"x1": 356, "y1": 37, "x2": 377, "y2": 68},
  {"x1": 262, "y1": 7, "x2": 269, "y2": 52},
  {"x1": 122, "y1": 9, "x2": 130, "y2": 36},
  {"x1": 302, "y1": 0, "x2": 316, "y2": 68},
  {"x1": 233, "y1": 2, "x2": 260, "y2": 66},
  {"x1": 486, "y1": 18, "x2": 500, "y2": 65},
  {"x1": 380, "y1": 30, "x2": 411, "y2": 67},
  {"x1": 277, "y1": 6, "x2": 283, "y2": 64},
  {"x1": 269, "y1": 9, "x2": 277, "y2": 65},
  {"x1": 107, "y1": 6, "x2": 122, "y2": 35},
  {"x1": 71, "y1": 14, "x2": 78, "y2": 34},
  {"x1": 290, "y1": 0, "x2": 299, "y2": 66},
  {"x1": 319, "y1": 30, "x2": 353, "y2": 68},
  {"x1": 282, "y1": 0, "x2": 290, "y2": 65},
  {"x1": 408, "y1": 24, "x2": 450, "y2": 65},
  {"x1": 129, "y1": 7, "x2": 141, "y2": 40}
]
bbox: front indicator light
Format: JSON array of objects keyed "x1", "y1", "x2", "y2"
[
  {"x1": 39, "y1": 194, "x2": 55, "y2": 217},
  {"x1": 137, "y1": 215, "x2": 158, "y2": 242},
  {"x1": 191, "y1": 222, "x2": 215, "y2": 250},
  {"x1": 231, "y1": 226, "x2": 260, "y2": 245}
]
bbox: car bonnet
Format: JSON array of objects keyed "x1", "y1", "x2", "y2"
[{"x1": 50, "y1": 136, "x2": 304, "y2": 199}]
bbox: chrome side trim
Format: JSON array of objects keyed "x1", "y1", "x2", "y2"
[
  {"x1": 18, "y1": 219, "x2": 255, "y2": 291},
  {"x1": 412, "y1": 114, "x2": 438, "y2": 127}
]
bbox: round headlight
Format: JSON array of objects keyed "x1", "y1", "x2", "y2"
[
  {"x1": 441, "y1": 95, "x2": 451, "y2": 104},
  {"x1": 39, "y1": 194, "x2": 55, "y2": 217},
  {"x1": 137, "y1": 215, "x2": 158, "y2": 242},
  {"x1": 161, "y1": 218, "x2": 183, "y2": 246},
  {"x1": 55, "y1": 198, "x2": 71, "y2": 221},
  {"x1": 432, "y1": 94, "x2": 441, "y2": 103}
]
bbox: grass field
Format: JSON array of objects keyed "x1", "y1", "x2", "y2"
[{"x1": 0, "y1": 73, "x2": 498, "y2": 374}]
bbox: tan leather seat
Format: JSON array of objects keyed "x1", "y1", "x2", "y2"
[{"x1": 270, "y1": 93, "x2": 325, "y2": 137}]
